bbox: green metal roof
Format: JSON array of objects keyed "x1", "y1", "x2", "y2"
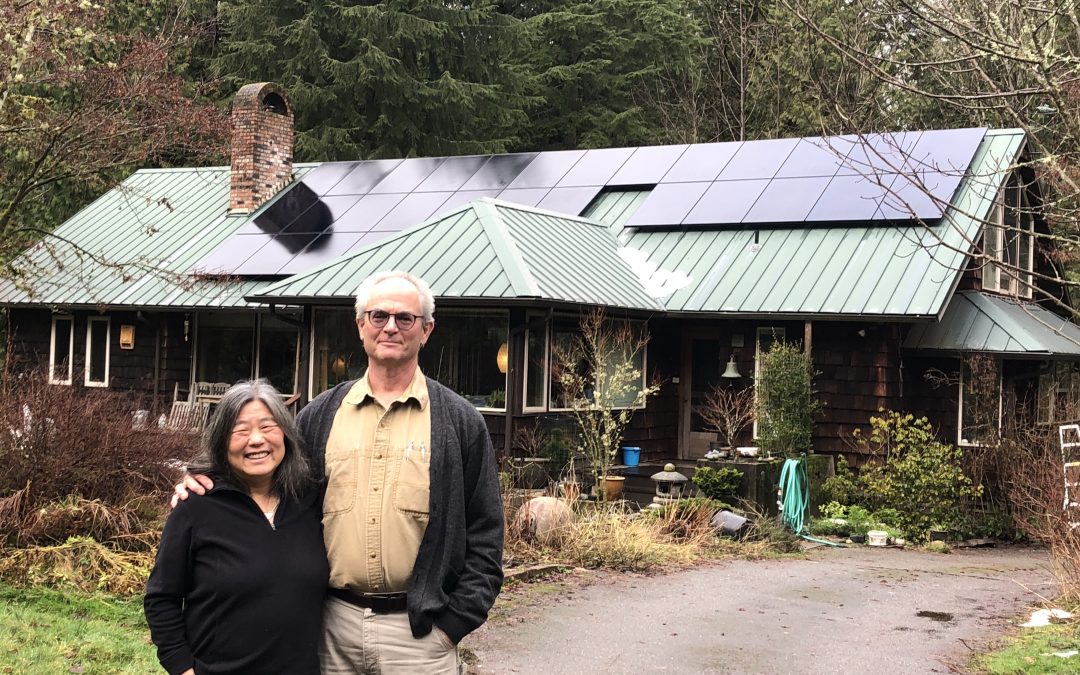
[
  {"x1": 903, "y1": 291, "x2": 1080, "y2": 357},
  {"x1": 0, "y1": 165, "x2": 314, "y2": 309},
  {"x1": 583, "y1": 129, "x2": 1026, "y2": 318},
  {"x1": 250, "y1": 199, "x2": 664, "y2": 310}
]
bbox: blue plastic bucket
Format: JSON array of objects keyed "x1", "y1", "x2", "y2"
[{"x1": 622, "y1": 446, "x2": 641, "y2": 467}]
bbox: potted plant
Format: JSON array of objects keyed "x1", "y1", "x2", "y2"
[
  {"x1": 554, "y1": 309, "x2": 660, "y2": 500},
  {"x1": 754, "y1": 340, "x2": 820, "y2": 458},
  {"x1": 697, "y1": 383, "x2": 754, "y2": 458}
]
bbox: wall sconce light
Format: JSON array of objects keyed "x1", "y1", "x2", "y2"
[
  {"x1": 721, "y1": 354, "x2": 742, "y2": 378},
  {"x1": 119, "y1": 324, "x2": 135, "y2": 349},
  {"x1": 331, "y1": 355, "x2": 347, "y2": 378},
  {"x1": 496, "y1": 342, "x2": 509, "y2": 374},
  {"x1": 856, "y1": 328, "x2": 867, "y2": 338}
]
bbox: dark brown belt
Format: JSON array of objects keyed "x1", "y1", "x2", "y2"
[{"x1": 328, "y1": 587, "x2": 408, "y2": 613}]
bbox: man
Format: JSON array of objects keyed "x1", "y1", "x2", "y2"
[{"x1": 178, "y1": 270, "x2": 504, "y2": 674}]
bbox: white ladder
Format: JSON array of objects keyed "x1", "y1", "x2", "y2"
[{"x1": 1057, "y1": 424, "x2": 1080, "y2": 527}]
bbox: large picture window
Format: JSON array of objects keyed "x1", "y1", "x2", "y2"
[
  {"x1": 257, "y1": 311, "x2": 301, "y2": 395},
  {"x1": 311, "y1": 308, "x2": 366, "y2": 396},
  {"x1": 49, "y1": 314, "x2": 73, "y2": 385},
  {"x1": 959, "y1": 357, "x2": 1001, "y2": 446},
  {"x1": 548, "y1": 318, "x2": 648, "y2": 412},
  {"x1": 84, "y1": 316, "x2": 110, "y2": 387},
  {"x1": 420, "y1": 312, "x2": 508, "y2": 410},
  {"x1": 195, "y1": 312, "x2": 254, "y2": 385},
  {"x1": 524, "y1": 316, "x2": 547, "y2": 412}
]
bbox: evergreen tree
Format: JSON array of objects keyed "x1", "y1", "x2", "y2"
[{"x1": 215, "y1": 0, "x2": 533, "y2": 160}]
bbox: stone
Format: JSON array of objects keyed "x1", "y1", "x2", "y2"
[{"x1": 514, "y1": 496, "x2": 573, "y2": 545}]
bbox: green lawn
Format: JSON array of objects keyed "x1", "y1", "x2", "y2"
[
  {"x1": 0, "y1": 583, "x2": 158, "y2": 674},
  {"x1": 973, "y1": 616, "x2": 1080, "y2": 675}
]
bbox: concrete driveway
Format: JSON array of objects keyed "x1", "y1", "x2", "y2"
[{"x1": 464, "y1": 545, "x2": 1056, "y2": 674}]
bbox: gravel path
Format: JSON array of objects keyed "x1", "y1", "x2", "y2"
[{"x1": 464, "y1": 545, "x2": 1056, "y2": 674}]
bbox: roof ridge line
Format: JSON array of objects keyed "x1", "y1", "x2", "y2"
[{"x1": 473, "y1": 200, "x2": 542, "y2": 298}]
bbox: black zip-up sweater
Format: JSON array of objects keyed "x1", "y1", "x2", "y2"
[
  {"x1": 144, "y1": 483, "x2": 328, "y2": 675},
  {"x1": 296, "y1": 376, "x2": 504, "y2": 644}
]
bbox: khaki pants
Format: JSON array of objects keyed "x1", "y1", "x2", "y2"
[{"x1": 320, "y1": 595, "x2": 462, "y2": 674}]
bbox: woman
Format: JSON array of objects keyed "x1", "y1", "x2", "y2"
[{"x1": 145, "y1": 380, "x2": 328, "y2": 675}]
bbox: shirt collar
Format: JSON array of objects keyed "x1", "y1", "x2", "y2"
[{"x1": 344, "y1": 367, "x2": 429, "y2": 411}]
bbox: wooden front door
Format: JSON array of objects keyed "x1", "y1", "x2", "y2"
[{"x1": 679, "y1": 328, "x2": 724, "y2": 460}]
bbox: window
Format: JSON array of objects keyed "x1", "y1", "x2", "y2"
[
  {"x1": 84, "y1": 316, "x2": 110, "y2": 387},
  {"x1": 1038, "y1": 361, "x2": 1080, "y2": 423},
  {"x1": 49, "y1": 315, "x2": 73, "y2": 385},
  {"x1": 548, "y1": 318, "x2": 648, "y2": 412},
  {"x1": 311, "y1": 309, "x2": 366, "y2": 396},
  {"x1": 959, "y1": 358, "x2": 1001, "y2": 446},
  {"x1": 257, "y1": 311, "x2": 301, "y2": 395},
  {"x1": 420, "y1": 311, "x2": 508, "y2": 410},
  {"x1": 982, "y1": 175, "x2": 1034, "y2": 298},
  {"x1": 752, "y1": 327, "x2": 786, "y2": 437},
  {"x1": 523, "y1": 316, "x2": 548, "y2": 412},
  {"x1": 195, "y1": 312, "x2": 254, "y2": 385}
]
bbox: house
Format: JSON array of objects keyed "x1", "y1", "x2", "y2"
[{"x1": 4, "y1": 82, "x2": 1079, "y2": 465}]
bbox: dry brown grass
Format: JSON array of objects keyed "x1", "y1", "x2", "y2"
[{"x1": 0, "y1": 536, "x2": 154, "y2": 595}]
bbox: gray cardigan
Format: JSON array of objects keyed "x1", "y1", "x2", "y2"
[{"x1": 296, "y1": 376, "x2": 504, "y2": 644}]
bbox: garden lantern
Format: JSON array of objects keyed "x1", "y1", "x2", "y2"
[{"x1": 649, "y1": 463, "x2": 688, "y2": 508}]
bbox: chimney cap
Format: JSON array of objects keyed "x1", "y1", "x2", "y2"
[{"x1": 232, "y1": 82, "x2": 292, "y2": 117}]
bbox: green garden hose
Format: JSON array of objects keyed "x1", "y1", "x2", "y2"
[{"x1": 778, "y1": 456, "x2": 842, "y2": 546}]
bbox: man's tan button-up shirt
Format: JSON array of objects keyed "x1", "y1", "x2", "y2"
[{"x1": 323, "y1": 369, "x2": 431, "y2": 592}]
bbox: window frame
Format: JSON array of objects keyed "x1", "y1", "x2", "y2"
[
  {"x1": 1037, "y1": 361, "x2": 1080, "y2": 424},
  {"x1": 522, "y1": 314, "x2": 549, "y2": 413},
  {"x1": 49, "y1": 314, "x2": 74, "y2": 386},
  {"x1": 751, "y1": 326, "x2": 787, "y2": 438},
  {"x1": 981, "y1": 176, "x2": 1034, "y2": 299},
  {"x1": 84, "y1": 316, "x2": 111, "y2": 387},
  {"x1": 255, "y1": 310, "x2": 301, "y2": 396}
]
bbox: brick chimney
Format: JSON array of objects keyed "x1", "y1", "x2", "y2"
[{"x1": 229, "y1": 82, "x2": 294, "y2": 214}]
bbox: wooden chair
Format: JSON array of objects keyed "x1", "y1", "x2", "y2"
[{"x1": 166, "y1": 401, "x2": 210, "y2": 433}]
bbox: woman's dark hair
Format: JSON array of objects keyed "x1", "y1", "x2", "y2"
[{"x1": 187, "y1": 379, "x2": 310, "y2": 501}]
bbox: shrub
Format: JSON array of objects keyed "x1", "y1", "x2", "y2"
[
  {"x1": 820, "y1": 455, "x2": 861, "y2": 505},
  {"x1": 853, "y1": 410, "x2": 981, "y2": 540},
  {"x1": 0, "y1": 373, "x2": 191, "y2": 548},
  {"x1": 692, "y1": 466, "x2": 743, "y2": 501},
  {"x1": 755, "y1": 341, "x2": 819, "y2": 457}
]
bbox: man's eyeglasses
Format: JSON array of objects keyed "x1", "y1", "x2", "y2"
[{"x1": 364, "y1": 310, "x2": 421, "y2": 330}]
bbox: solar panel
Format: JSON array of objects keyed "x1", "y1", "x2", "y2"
[
  {"x1": 536, "y1": 186, "x2": 603, "y2": 216},
  {"x1": 805, "y1": 174, "x2": 888, "y2": 222},
  {"x1": 415, "y1": 156, "x2": 489, "y2": 192},
  {"x1": 506, "y1": 150, "x2": 586, "y2": 189},
  {"x1": 742, "y1": 177, "x2": 832, "y2": 223},
  {"x1": 372, "y1": 192, "x2": 453, "y2": 231},
  {"x1": 326, "y1": 159, "x2": 403, "y2": 196},
  {"x1": 299, "y1": 161, "x2": 359, "y2": 195},
  {"x1": 496, "y1": 188, "x2": 549, "y2": 208},
  {"x1": 626, "y1": 182, "x2": 710, "y2": 227},
  {"x1": 461, "y1": 153, "x2": 538, "y2": 190},
  {"x1": 716, "y1": 138, "x2": 798, "y2": 180},
  {"x1": 557, "y1": 148, "x2": 635, "y2": 187},
  {"x1": 276, "y1": 232, "x2": 369, "y2": 275},
  {"x1": 233, "y1": 234, "x2": 333, "y2": 275},
  {"x1": 370, "y1": 157, "x2": 446, "y2": 194},
  {"x1": 683, "y1": 180, "x2": 769, "y2": 225},
  {"x1": 333, "y1": 194, "x2": 406, "y2": 232},
  {"x1": 774, "y1": 138, "x2": 847, "y2": 179},
  {"x1": 610, "y1": 145, "x2": 688, "y2": 185},
  {"x1": 194, "y1": 234, "x2": 267, "y2": 274},
  {"x1": 907, "y1": 128, "x2": 985, "y2": 175},
  {"x1": 835, "y1": 131, "x2": 922, "y2": 177},
  {"x1": 875, "y1": 170, "x2": 962, "y2": 221},
  {"x1": 661, "y1": 142, "x2": 740, "y2": 183},
  {"x1": 280, "y1": 195, "x2": 362, "y2": 234}
]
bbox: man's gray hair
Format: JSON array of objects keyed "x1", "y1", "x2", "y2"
[
  {"x1": 354, "y1": 270, "x2": 435, "y2": 322},
  {"x1": 187, "y1": 379, "x2": 310, "y2": 501}
]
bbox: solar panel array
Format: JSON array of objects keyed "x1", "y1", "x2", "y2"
[{"x1": 194, "y1": 128, "x2": 986, "y2": 276}]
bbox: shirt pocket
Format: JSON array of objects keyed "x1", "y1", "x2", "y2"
[
  {"x1": 393, "y1": 447, "x2": 430, "y2": 516},
  {"x1": 322, "y1": 450, "x2": 358, "y2": 517}
]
